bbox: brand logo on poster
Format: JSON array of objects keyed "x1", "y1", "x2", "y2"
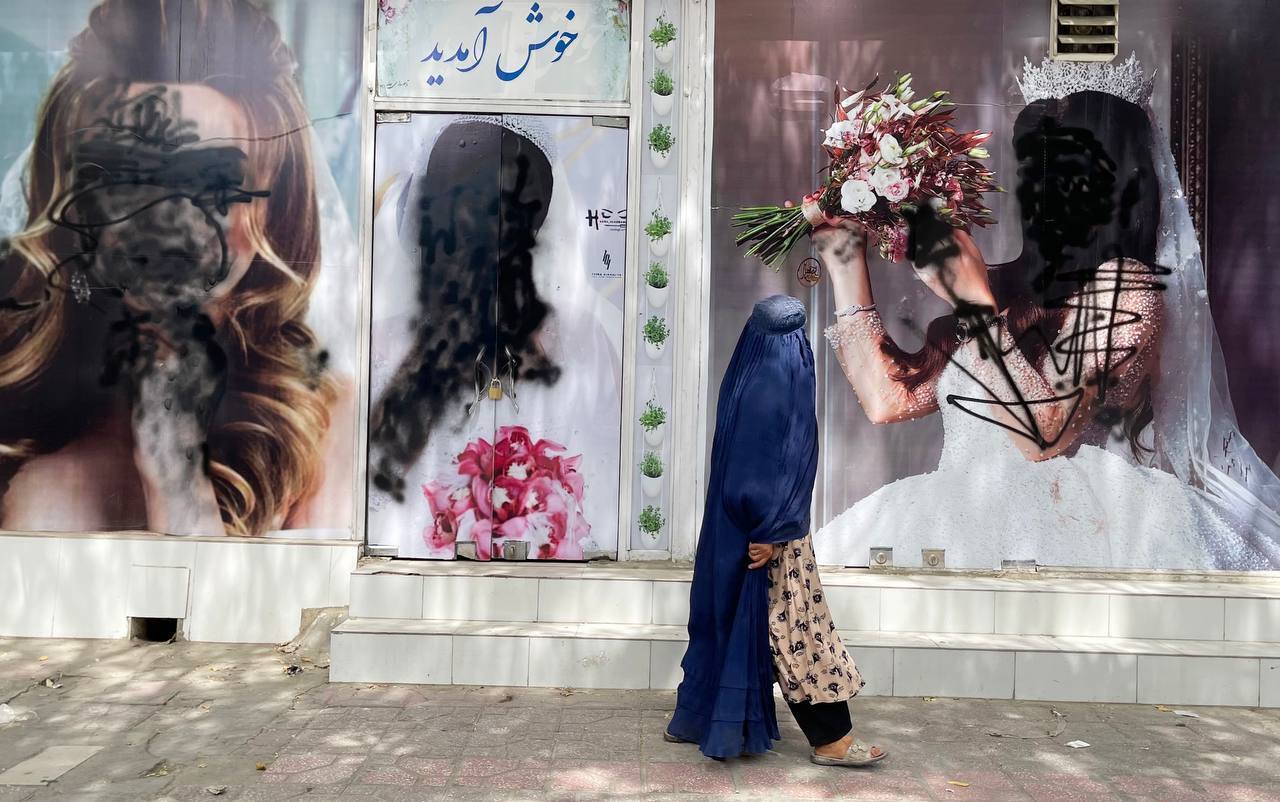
[
  {"x1": 378, "y1": 1, "x2": 630, "y2": 101},
  {"x1": 585, "y1": 207, "x2": 627, "y2": 231}
]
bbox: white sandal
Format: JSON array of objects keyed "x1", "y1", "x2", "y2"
[{"x1": 810, "y1": 739, "x2": 887, "y2": 767}]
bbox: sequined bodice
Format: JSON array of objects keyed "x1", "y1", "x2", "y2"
[{"x1": 934, "y1": 343, "x2": 1029, "y2": 469}]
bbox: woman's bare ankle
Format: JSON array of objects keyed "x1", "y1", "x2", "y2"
[{"x1": 813, "y1": 732, "x2": 854, "y2": 757}]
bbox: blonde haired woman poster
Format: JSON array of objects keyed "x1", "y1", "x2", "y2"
[{"x1": 0, "y1": 0, "x2": 360, "y2": 537}]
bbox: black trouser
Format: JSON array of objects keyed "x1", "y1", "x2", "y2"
[{"x1": 786, "y1": 699, "x2": 852, "y2": 748}]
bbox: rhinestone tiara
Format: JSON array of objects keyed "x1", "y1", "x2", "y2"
[
  {"x1": 451, "y1": 113, "x2": 558, "y2": 163},
  {"x1": 1017, "y1": 53, "x2": 1155, "y2": 108}
]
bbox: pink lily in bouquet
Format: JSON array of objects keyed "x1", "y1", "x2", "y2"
[{"x1": 734, "y1": 73, "x2": 1000, "y2": 267}]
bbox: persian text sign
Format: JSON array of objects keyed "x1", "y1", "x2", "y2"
[{"x1": 377, "y1": 1, "x2": 631, "y2": 101}]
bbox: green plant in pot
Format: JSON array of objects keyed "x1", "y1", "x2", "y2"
[
  {"x1": 648, "y1": 124, "x2": 675, "y2": 168},
  {"x1": 650, "y1": 14, "x2": 677, "y2": 64},
  {"x1": 640, "y1": 451, "x2": 663, "y2": 497},
  {"x1": 645, "y1": 262, "x2": 669, "y2": 309},
  {"x1": 646, "y1": 210, "x2": 672, "y2": 257},
  {"x1": 637, "y1": 504, "x2": 665, "y2": 540},
  {"x1": 650, "y1": 68, "x2": 674, "y2": 116},
  {"x1": 640, "y1": 399, "x2": 667, "y2": 447},
  {"x1": 643, "y1": 315, "x2": 669, "y2": 359}
]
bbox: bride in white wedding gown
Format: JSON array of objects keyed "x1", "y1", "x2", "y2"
[{"x1": 811, "y1": 57, "x2": 1280, "y2": 571}]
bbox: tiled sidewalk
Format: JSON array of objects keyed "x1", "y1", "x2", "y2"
[{"x1": 1, "y1": 638, "x2": 1279, "y2": 801}]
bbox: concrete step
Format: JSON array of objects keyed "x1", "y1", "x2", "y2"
[
  {"x1": 349, "y1": 558, "x2": 1280, "y2": 644},
  {"x1": 329, "y1": 616, "x2": 1280, "y2": 707}
]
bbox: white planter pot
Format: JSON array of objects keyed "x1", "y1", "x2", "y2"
[
  {"x1": 643, "y1": 425, "x2": 665, "y2": 448},
  {"x1": 646, "y1": 284, "x2": 669, "y2": 309},
  {"x1": 650, "y1": 148, "x2": 670, "y2": 169},
  {"x1": 654, "y1": 42, "x2": 674, "y2": 64},
  {"x1": 652, "y1": 91, "x2": 673, "y2": 116},
  {"x1": 645, "y1": 340, "x2": 666, "y2": 360},
  {"x1": 642, "y1": 474, "x2": 663, "y2": 498},
  {"x1": 649, "y1": 235, "x2": 670, "y2": 258}
]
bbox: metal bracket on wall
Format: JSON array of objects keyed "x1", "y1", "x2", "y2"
[
  {"x1": 592, "y1": 115, "x2": 629, "y2": 129},
  {"x1": 375, "y1": 112, "x2": 411, "y2": 124}
]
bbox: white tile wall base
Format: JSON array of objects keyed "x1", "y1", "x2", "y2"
[
  {"x1": 329, "y1": 632, "x2": 451, "y2": 684},
  {"x1": 1226, "y1": 598, "x2": 1280, "y2": 642},
  {"x1": 1136, "y1": 655, "x2": 1260, "y2": 707},
  {"x1": 127, "y1": 565, "x2": 190, "y2": 620},
  {"x1": 355, "y1": 558, "x2": 1280, "y2": 645},
  {"x1": 454, "y1": 636, "x2": 529, "y2": 686},
  {"x1": 0, "y1": 534, "x2": 358, "y2": 644},
  {"x1": 1015, "y1": 651, "x2": 1137, "y2": 703},
  {"x1": 649, "y1": 640, "x2": 685, "y2": 690},
  {"x1": 529, "y1": 637, "x2": 651, "y2": 689},
  {"x1": 893, "y1": 648, "x2": 1015, "y2": 699},
  {"x1": 1110, "y1": 595, "x2": 1226, "y2": 641},
  {"x1": 1262, "y1": 660, "x2": 1280, "y2": 708},
  {"x1": 329, "y1": 617, "x2": 1280, "y2": 707}
]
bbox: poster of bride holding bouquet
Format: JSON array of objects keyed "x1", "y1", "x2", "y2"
[{"x1": 714, "y1": 12, "x2": 1280, "y2": 571}]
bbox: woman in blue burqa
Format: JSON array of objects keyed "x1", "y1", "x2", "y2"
[{"x1": 665, "y1": 295, "x2": 885, "y2": 766}]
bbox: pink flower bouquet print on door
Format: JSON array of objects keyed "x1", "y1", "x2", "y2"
[{"x1": 422, "y1": 426, "x2": 591, "y2": 560}]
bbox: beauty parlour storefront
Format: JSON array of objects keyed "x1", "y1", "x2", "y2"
[
  {"x1": 0, "y1": 0, "x2": 691, "y2": 647},
  {"x1": 3, "y1": 0, "x2": 1280, "y2": 707}
]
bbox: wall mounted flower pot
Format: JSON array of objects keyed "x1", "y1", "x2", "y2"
[
  {"x1": 652, "y1": 91, "x2": 673, "y2": 116},
  {"x1": 654, "y1": 42, "x2": 674, "y2": 65},
  {"x1": 645, "y1": 340, "x2": 666, "y2": 360},
  {"x1": 642, "y1": 474, "x2": 663, "y2": 498},
  {"x1": 650, "y1": 235, "x2": 670, "y2": 258},
  {"x1": 646, "y1": 284, "x2": 669, "y2": 309},
  {"x1": 643, "y1": 424, "x2": 665, "y2": 448}
]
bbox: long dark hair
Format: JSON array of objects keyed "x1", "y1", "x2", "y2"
[
  {"x1": 889, "y1": 90, "x2": 1161, "y2": 456},
  {"x1": 369, "y1": 120, "x2": 559, "y2": 500}
]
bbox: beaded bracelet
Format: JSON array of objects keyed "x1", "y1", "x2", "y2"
[{"x1": 834, "y1": 303, "x2": 877, "y2": 318}]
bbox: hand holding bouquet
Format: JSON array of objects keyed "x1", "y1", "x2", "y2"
[{"x1": 733, "y1": 73, "x2": 999, "y2": 267}]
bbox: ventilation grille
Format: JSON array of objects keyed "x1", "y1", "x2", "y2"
[{"x1": 1051, "y1": 0, "x2": 1119, "y2": 62}]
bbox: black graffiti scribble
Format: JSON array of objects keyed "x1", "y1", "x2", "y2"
[
  {"x1": 940, "y1": 257, "x2": 1168, "y2": 450},
  {"x1": 367, "y1": 120, "x2": 558, "y2": 503},
  {"x1": 899, "y1": 105, "x2": 1168, "y2": 454},
  {"x1": 0, "y1": 87, "x2": 271, "y2": 501},
  {"x1": 54, "y1": 87, "x2": 269, "y2": 302}
]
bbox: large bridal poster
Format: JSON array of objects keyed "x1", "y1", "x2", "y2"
[
  {"x1": 710, "y1": 1, "x2": 1280, "y2": 571},
  {"x1": 366, "y1": 113, "x2": 627, "y2": 560},
  {"x1": 0, "y1": 0, "x2": 364, "y2": 539}
]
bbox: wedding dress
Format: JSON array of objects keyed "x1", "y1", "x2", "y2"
[
  {"x1": 812, "y1": 313, "x2": 1273, "y2": 570},
  {"x1": 813, "y1": 56, "x2": 1280, "y2": 571}
]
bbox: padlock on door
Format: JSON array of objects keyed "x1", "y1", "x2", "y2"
[{"x1": 487, "y1": 378, "x2": 503, "y2": 400}]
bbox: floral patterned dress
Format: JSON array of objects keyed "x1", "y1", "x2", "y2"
[{"x1": 767, "y1": 534, "x2": 864, "y2": 704}]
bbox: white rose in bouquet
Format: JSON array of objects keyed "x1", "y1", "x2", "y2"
[
  {"x1": 840, "y1": 179, "x2": 876, "y2": 214},
  {"x1": 877, "y1": 133, "x2": 906, "y2": 166},
  {"x1": 871, "y1": 168, "x2": 911, "y2": 202}
]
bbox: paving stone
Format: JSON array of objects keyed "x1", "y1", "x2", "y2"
[{"x1": 1, "y1": 637, "x2": 1278, "y2": 802}]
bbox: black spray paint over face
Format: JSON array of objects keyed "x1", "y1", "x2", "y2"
[
  {"x1": 368, "y1": 121, "x2": 557, "y2": 503},
  {"x1": 897, "y1": 91, "x2": 1166, "y2": 457},
  {"x1": 49, "y1": 87, "x2": 269, "y2": 484},
  {"x1": 54, "y1": 87, "x2": 267, "y2": 308}
]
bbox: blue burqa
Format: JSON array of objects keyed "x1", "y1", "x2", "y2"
[{"x1": 667, "y1": 295, "x2": 819, "y2": 759}]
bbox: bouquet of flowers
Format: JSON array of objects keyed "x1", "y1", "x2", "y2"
[
  {"x1": 422, "y1": 425, "x2": 590, "y2": 561},
  {"x1": 733, "y1": 73, "x2": 1000, "y2": 266}
]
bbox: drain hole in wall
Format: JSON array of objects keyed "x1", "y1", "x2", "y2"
[{"x1": 130, "y1": 617, "x2": 179, "y2": 643}]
